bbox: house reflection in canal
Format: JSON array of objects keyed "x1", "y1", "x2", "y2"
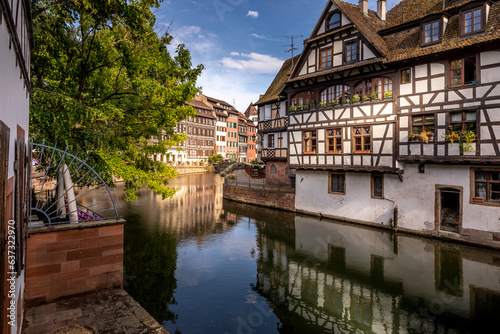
[{"x1": 254, "y1": 215, "x2": 500, "y2": 333}]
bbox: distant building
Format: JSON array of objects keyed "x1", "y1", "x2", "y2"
[
  {"x1": 0, "y1": 0, "x2": 32, "y2": 332},
  {"x1": 247, "y1": 120, "x2": 257, "y2": 162},
  {"x1": 185, "y1": 96, "x2": 216, "y2": 164},
  {"x1": 238, "y1": 114, "x2": 248, "y2": 162}
]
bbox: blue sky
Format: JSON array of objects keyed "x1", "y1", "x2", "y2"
[{"x1": 157, "y1": 0, "x2": 398, "y2": 111}]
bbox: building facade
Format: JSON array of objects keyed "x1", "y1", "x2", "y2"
[
  {"x1": 256, "y1": 57, "x2": 298, "y2": 186},
  {"x1": 226, "y1": 110, "x2": 239, "y2": 161},
  {"x1": 0, "y1": 0, "x2": 32, "y2": 332},
  {"x1": 185, "y1": 98, "x2": 216, "y2": 165},
  {"x1": 215, "y1": 111, "x2": 228, "y2": 157},
  {"x1": 247, "y1": 120, "x2": 257, "y2": 162},
  {"x1": 238, "y1": 114, "x2": 248, "y2": 162},
  {"x1": 282, "y1": 0, "x2": 500, "y2": 247}
]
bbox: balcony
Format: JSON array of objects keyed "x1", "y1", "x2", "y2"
[
  {"x1": 258, "y1": 117, "x2": 288, "y2": 134},
  {"x1": 261, "y1": 148, "x2": 287, "y2": 161}
]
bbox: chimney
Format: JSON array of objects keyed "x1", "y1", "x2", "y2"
[
  {"x1": 377, "y1": 0, "x2": 386, "y2": 21},
  {"x1": 359, "y1": 0, "x2": 368, "y2": 15}
]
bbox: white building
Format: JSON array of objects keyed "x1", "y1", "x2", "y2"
[
  {"x1": 0, "y1": 0, "x2": 32, "y2": 332},
  {"x1": 280, "y1": 0, "x2": 500, "y2": 248}
]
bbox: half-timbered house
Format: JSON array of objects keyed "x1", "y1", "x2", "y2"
[
  {"x1": 285, "y1": 0, "x2": 500, "y2": 247},
  {"x1": 0, "y1": 0, "x2": 32, "y2": 332},
  {"x1": 256, "y1": 56, "x2": 299, "y2": 186}
]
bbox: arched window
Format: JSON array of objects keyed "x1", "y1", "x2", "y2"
[
  {"x1": 270, "y1": 164, "x2": 277, "y2": 174},
  {"x1": 354, "y1": 77, "x2": 393, "y2": 101},
  {"x1": 329, "y1": 12, "x2": 341, "y2": 30},
  {"x1": 320, "y1": 85, "x2": 350, "y2": 105},
  {"x1": 291, "y1": 91, "x2": 315, "y2": 109}
]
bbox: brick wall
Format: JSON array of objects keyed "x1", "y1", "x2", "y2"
[
  {"x1": 265, "y1": 161, "x2": 291, "y2": 186},
  {"x1": 25, "y1": 220, "x2": 125, "y2": 306},
  {"x1": 223, "y1": 185, "x2": 295, "y2": 212}
]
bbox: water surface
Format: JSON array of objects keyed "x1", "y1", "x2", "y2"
[{"x1": 117, "y1": 173, "x2": 500, "y2": 334}]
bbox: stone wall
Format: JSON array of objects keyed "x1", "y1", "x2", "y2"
[
  {"x1": 223, "y1": 185, "x2": 295, "y2": 212},
  {"x1": 25, "y1": 220, "x2": 125, "y2": 306}
]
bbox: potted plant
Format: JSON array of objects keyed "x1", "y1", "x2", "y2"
[
  {"x1": 327, "y1": 101, "x2": 332, "y2": 107},
  {"x1": 408, "y1": 133, "x2": 421, "y2": 142},
  {"x1": 473, "y1": 197, "x2": 485, "y2": 202},
  {"x1": 319, "y1": 102, "x2": 325, "y2": 108},
  {"x1": 310, "y1": 103, "x2": 316, "y2": 109},
  {"x1": 345, "y1": 98, "x2": 351, "y2": 104},
  {"x1": 352, "y1": 94, "x2": 360, "y2": 103},
  {"x1": 385, "y1": 91, "x2": 392, "y2": 98},
  {"x1": 289, "y1": 105, "x2": 295, "y2": 112},
  {"x1": 427, "y1": 132, "x2": 435, "y2": 142},
  {"x1": 444, "y1": 130, "x2": 476, "y2": 152},
  {"x1": 364, "y1": 95, "x2": 370, "y2": 101},
  {"x1": 371, "y1": 92, "x2": 378, "y2": 100}
]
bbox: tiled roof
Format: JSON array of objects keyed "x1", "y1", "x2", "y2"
[
  {"x1": 187, "y1": 99, "x2": 213, "y2": 110},
  {"x1": 384, "y1": 0, "x2": 500, "y2": 63},
  {"x1": 333, "y1": 0, "x2": 387, "y2": 56},
  {"x1": 256, "y1": 55, "x2": 300, "y2": 105}
]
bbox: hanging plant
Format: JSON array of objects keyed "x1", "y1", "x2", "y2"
[{"x1": 444, "y1": 130, "x2": 476, "y2": 152}]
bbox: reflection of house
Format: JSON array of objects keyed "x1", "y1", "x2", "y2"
[
  {"x1": 0, "y1": 0, "x2": 32, "y2": 332},
  {"x1": 270, "y1": 0, "x2": 500, "y2": 247},
  {"x1": 256, "y1": 57, "x2": 299, "y2": 186},
  {"x1": 255, "y1": 215, "x2": 500, "y2": 333}
]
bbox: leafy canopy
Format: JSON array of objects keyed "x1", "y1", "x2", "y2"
[{"x1": 30, "y1": 0, "x2": 203, "y2": 200}]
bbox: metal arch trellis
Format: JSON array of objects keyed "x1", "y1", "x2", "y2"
[{"x1": 30, "y1": 140, "x2": 120, "y2": 227}]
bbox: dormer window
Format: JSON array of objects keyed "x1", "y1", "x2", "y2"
[
  {"x1": 461, "y1": 6, "x2": 485, "y2": 35},
  {"x1": 421, "y1": 19, "x2": 442, "y2": 45},
  {"x1": 328, "y1": 12, "x2": 341, "y2": 30}
]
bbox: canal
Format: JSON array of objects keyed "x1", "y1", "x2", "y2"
[{"x1": 115, "y1": 173, "x2": 500, "y2": 334}]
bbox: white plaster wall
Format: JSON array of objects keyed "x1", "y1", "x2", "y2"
[
  {"x1": 295, "y1": 170, "x2": 394, "y2": 225},
  {"x1": 0, "y1": 16, "x2": 30, "y2": 334},
  {"x1": 392, "y1": 164, "x2": 500, "y2": 233},
  {"x1": 0, "y1": 21, "x2": 30, "y2": 180}
]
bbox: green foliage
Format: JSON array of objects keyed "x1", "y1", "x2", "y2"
[
  {"x1": 30, "y1": 0, "x2": 204, "y2": 200},
  {"x1": 444, "y1": 130, "x2": 476, "y2": 152},
  {"x1": 352, "y1": 94, "x2": 360, "y2": 103},
  {"x1": 385, "y1": 91, "x2": 393, "y2": 98},
  {"x1": 250, "y1": 159, "x2": 261, "y2": 167},
  {"x1": 208, "y1": 154, "x2": 224, "y2": 163}
]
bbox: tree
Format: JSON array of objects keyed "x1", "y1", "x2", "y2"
[{"x1": 30, "y1": 0, "x2": 203, "y2": 200}]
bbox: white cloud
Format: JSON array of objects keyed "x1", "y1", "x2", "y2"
[
  {"x1": 220, "y1": 53, "x2": 284, "y2": 74},
  {"x1": 251, "y1": 33, "x2": 266, "y2": 39},
  {"x1": 230, "y1": 51, "x2": 240, "y2": 56},
  {"x1": 246, "y1": 11, "x2": 259, "y2": 19},
  {"x1": 167, "y1": 25, "x2": 219, "y2": 57}
]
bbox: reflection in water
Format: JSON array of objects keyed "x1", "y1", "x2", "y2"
[{"x1": 117, "y1": 173, "x2": 500, "y2": 334}]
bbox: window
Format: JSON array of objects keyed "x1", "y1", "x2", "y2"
[
  {"x1": 450, "y1": 111, "x2": 477, "y2": 133},
  {"x1": 328, "y1": 12, "x2": 341, "y2": 30},
  {"x1": 462, "y1": 6, "x2": 484, "y2": 35},
  {"x1": 411, "y1": 115, "x2": 435, "y2": 141},
  {"x1": 326, "y1": 129, "x2": 342, "y2": 153},
  {"x1": 303, "y1": 131, "x2": 317, "y2": 154},
  {"x1": 270, "y1": 164, "x2": 277, "y2": 174},
  {"x1": 321, "y1": 48, "x2": 333, "y2": 69},
  {"x1": 329, "y1": 173, "x2": 345, "y2": 194},
  {"x1": 421, "y1": 19, "x2": 441, "y2": 45},
  {"x1": 268, "y1": 134, "x2": 274, "y2": 148},
  {"x1": 401, "y1": 68, "x2": 411, "y2": 84},
  {"x1": 354, "y1": 78, "x2": 392, "y2": 101},
  {"x1": 344, "y1": 40, "x2": 358, "y2": 63},
  {"x1": 320, "y1": 85, "x2": 350, "y2": 105},
  {"x1": 354, "y1": 127, "x2": 371, "y2": 152},
  {"x1": 450, "y1": 57, "x2": 476, "y2": 86},
  {"x1": 291, "y1": 91, "x2": 314, "y2": 109},
  {"x1": 372, "y1": 174, "x2": 383, "y2": 198}
]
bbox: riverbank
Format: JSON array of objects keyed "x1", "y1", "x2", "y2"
[{"x1": 22, "y1": 288, "x2": 168, "y2": 334}]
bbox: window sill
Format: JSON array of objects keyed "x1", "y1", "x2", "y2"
[
  {"x1": 354, "y1": 151, "x2": 371, "y2": 154},
  {"x1": 328, "y1": 191, "x2": 346, "y2": 195},
  {"x1": 327, "y1": 151, "x2": 342, "y2": 154},
  {"x1": 304, "y1": 152, "x2": 317, "y2": 154}
]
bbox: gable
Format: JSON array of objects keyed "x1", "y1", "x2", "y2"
[{"x1": 289, "y1": 0, "x2": 388, "y2": 81}]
